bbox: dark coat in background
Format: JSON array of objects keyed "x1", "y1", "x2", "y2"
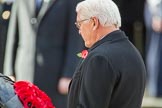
[
  {"x1": 0, "y1": 2, "x2": 12, "y2": 73},
  {"x1": 3, "y1": 0, "x2": 84, "y2": 107},
  {"x1": 113, "y1": 0, "x2": 145, "y2": 49},
  {"x1": 68, "y1": 30, "x2": 146, "y2": 108}
]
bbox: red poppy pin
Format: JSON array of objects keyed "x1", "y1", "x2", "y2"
[{"x1": 77, "y1": 50, "x2": 88, "y2": 59}]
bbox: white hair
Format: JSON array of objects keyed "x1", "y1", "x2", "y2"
[{"x1": 76, "y1": 0, "x2": 121, "y2": 28}]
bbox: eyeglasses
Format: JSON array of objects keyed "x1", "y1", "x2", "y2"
[{"x1": 75, "y1": 18, "x2": 90, "y2": 29}]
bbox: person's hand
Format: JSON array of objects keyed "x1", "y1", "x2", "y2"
[
  {"x1": 152, "y1": 16, "x2": 162, "y2": 32},
  {"x1": 58, "y1": 77, "x2": 71, "y2": 95}
]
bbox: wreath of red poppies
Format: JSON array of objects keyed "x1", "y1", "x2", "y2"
[{"x1": 14, "y1": 81, "x2": 55, "y2": 108}]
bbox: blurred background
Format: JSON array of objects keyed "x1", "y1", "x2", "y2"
[
  {"x1": 0, "y1": 0, "x2": 12, "y2": 74},
  {"x1": 0, "y1": 0, "x2": 161, "y2": 108}
]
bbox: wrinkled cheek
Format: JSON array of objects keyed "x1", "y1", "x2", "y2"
[
  {"x1": 85, "y1": 35, "x2": 92, "y2": 47},
  {"x1": 79, "y1": 30, "x2": 85, "y2": 40},
  {"x1": 82, "y1": 32, "x2": 89, "y2": 41},
  {"x1": 81, "y1": 34, "x2": 86, "y2": 42},
  {"x1": 80, "y1": 28, "x2": 91, "y2": 47}
]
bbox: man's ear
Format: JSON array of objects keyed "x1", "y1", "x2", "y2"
[{"x1": 92, "y1": 17, "x2": 99, "y2": 30}]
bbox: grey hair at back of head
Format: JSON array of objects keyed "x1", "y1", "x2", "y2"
[{"x1": 76, "y1": 0, "x2": 121, "y2": 28}]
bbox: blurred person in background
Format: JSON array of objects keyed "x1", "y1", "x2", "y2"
[
  {"x1": 113, "y1": 0, "x2": 146, "y2": 57},
  {"x1": 113, "y1": 0, "x2": 145, "y2": 44},
  {"x1": 3, "y1": 0, "x2": 84, "y2": 107},
  {"x1": 0, "y1": 0, "x2": 13, "y2": 73},
  {"x1": 144, "y1": 0, "x2": 162, "y2": 97}
]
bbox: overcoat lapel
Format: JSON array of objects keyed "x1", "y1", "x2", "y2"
[
  {"x1": 37, "y1": 0, "x2": 56, "y2": 23},
  {"x1": 25, "y1": 0, "x2": 35, "y2": 17}
]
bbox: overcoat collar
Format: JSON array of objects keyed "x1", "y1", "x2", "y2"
[
  {"x1": 37, "y1": 0, "x2": 56, "y2": 22},
  {"x1": 27, "y1": 0, "x2": 56, "y2": 22},
  {"x1": 26, "y1": 0, "x2": 35, "y2": 17},
  {"x1": 88, "y1": 30, "x2": 128, "y2": 52}
]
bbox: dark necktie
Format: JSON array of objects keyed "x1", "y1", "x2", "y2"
[{"x1": 35, "y1": 0, "x2": 43, "y2": 16}]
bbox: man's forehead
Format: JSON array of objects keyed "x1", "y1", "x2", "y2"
[{"x1": 76, "y1": 14, "x2": 81, "y2": 20}]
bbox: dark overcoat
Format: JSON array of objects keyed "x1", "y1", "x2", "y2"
[
  {"x1": 68, "y1": 30, "x2": 146, "y2": 108},
  {"x1": 34, "y1": 0, "x2": 84, "y2": 107},
  {"x1": 3, "y1": 0, "x2": 84, "y2": 107}
]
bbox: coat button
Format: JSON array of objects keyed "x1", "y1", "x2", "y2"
[
  {"x1": 30, "y1": 18, "x2": 37, "y2": 24},
  {"x1": 37, "y1": 53, "x2": 44, "y2": 66}
]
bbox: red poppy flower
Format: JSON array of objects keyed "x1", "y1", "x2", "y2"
[
  {"x1": 14, "y1": 81, "x2": 55, "y2": 108},
  {"x1": 77, "y1": 50, "x2": 88, "y2": 59},
  {"x1": 81, "y1": 50, "x2": 88, "y2": 59}
]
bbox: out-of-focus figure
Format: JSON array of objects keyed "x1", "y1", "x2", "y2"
[
  {"x1": 144, "y1": 0, "x2": 162, "y2": 97},
  {"x1": 113, "y1": 0, "x2": 146, "y2": 57},
  {"x1": 3, "y1": 0, "x2": 84, "y2": 107},
  {"x1": 0, "y1": 0, "x2": 13, "y2": 73}
]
